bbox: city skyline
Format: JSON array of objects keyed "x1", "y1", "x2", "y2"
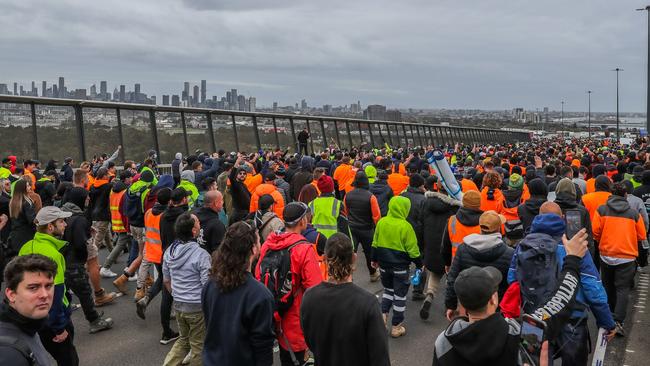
[{"x1": 1, "y1": 1, "x2": 648, "y2": 113}]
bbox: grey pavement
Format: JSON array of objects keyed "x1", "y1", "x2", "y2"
[{"x1": 71, "y1": 247, "x2": 648, "y2": 365}]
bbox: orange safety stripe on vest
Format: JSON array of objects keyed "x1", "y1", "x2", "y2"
[
  {"x1": 109, "y1": 190, "x2": 127, "y2": 233},
  {"x1": 312, "y1": 242, "x2": 328, "y2": 281},
  {"x1": 144, "y1": 209, "x2": 163, "y2": 264},
  {"x1": 447, "y1": 216, "x2": 481, "y2": 259}
]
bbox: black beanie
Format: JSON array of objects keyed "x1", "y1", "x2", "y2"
[{"x1": 528, "y1": 178, "x2": 548, "y2": 197}]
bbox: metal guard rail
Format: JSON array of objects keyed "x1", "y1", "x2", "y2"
[{"x1": 0, "y1": 95, "x2": 530, "y2": 164}]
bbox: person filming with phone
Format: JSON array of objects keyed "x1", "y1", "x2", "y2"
[{"x1": 504, "y1": 202, "x2": 616, "y2": 366}]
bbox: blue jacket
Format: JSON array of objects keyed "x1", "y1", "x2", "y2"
[{"x1": 507, "y1": 214, "x2": 615, "y2": 330}]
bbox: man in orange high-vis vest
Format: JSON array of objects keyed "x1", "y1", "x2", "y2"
[
  {"x1": 136, "y1": 187, "x2": 174, "y2": 334},
  {"x1": 441, "y1": 191, "x2": 483, "y2": 271},
  {"x1": 101, "y1": 171, "x2": 133, "y2": 278}
]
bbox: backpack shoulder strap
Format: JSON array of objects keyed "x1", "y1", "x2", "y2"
[
  {"x1": 258, "y1": 214, "x2": 279, "y2": 234},
  {"x1": 0, "y1": 335, "x2": 35, "y2": 366}
]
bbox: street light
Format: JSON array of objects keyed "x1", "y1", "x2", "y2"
[
  {"x1": 637, "y1": 6, "x2": 650, "y2": 136},
  {"x1": 612, "y1": 68, "x2": 624, "y2": 142},
  {"x1": 587, "y1": 90, "x2": 592, "y2": 138}
]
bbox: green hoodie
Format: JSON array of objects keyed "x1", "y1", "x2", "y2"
[
  {"x1": 178, "y1": 179, "x2": 199, "y2": 208},
  {"x1": 372, "y1": 196, "x2": 421, "y2": 268},
  {"x1": 365, "y1": 165, "x2": 377, "y2": 184},
  {"x1": 19, "y1": 232, "x2": 71, "y2": 332}
]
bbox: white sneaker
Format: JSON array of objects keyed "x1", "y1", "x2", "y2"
[
  {"x1": 128, "y1": 275, "x2": 138, "y2": 282},
  {"x1": 100, "y1": 268, "x2": 118, "y2": 278}
]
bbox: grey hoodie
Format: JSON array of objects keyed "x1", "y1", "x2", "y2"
[{"x1": 163, "y1": 239, "x2": 211, "y2": 312}]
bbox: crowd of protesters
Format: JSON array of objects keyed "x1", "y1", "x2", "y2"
[{"x1": 0, "y1": 135, "x2": 649, "y2": 365}]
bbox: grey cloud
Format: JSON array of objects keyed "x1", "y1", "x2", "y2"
[{"x1": 0, "y1": 0, "x2": 646, "y2": 111}]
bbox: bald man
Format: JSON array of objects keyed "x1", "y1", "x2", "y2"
[
  {"x1": 539, "y1": 201, "x2": 563, "y2": 216},
  {"x1": 192, "y1": 190, "x2": 226, "y2": 253}
]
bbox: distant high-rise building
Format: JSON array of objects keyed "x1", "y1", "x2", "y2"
[
  {"x1": 226, "y1": 91, "x2": 232, "y2": 107},
  {"x1": 183, "y1": 82, "x2": 190, "y2": 101},
  {"x1": 113, "y1": 88, "x2": 119, "y2": 101},
  {"x1": 301, "y1": 99, "x2": 307, "y2": 110},
  {"x1": 119, "y1": 85, "x2": 126, "y2": 102},
  {"x1": 386, "y1": 109, "x2": 401, "y2": 122},
  {"x1": 19, "y1": 86, "x2": 24, "y2": 96},
  {"x1": 135, "y1": 83, "x2": 141, "y2": 95},
  {"x1": 249, "y1": 97, "x2": 256, "y2": 112},
  {"x1": 0, "y1": 84, "x2": 8, "y2": 95},
  {"x1": 42, "y1": 81, "x2": 46, "y2": 97},
  {"x1": 171, "y1": 94, "x2": 180, "y2": 106},
  {"x1": 100, "y1": 81, "x2": 107, "y2": 95},
  {"x1": 200, "y1": 80, "x2": 206, "y2": 104},
  {"x1": 52, "y1": 85, "x2": 58, "y2": 98},
  {"x1": 150, "y1": 95, "x2": 156, "y2": 105},
  {"x1": 364, "y1": 105, "x2": 386, "y2": 121},
  {"x1": 323, "y1": 104, "x2": 332, "y2": 113},
  {"x1": 58, "y1": 77, "x2": 65, "y2": 98},
  {"x1": 13, "y1": 82, "x2": 18, "y2": 96},
  {"x1": 193, "y1": 85, "x2": 199, "y2": 106},
  {"x1": 90, "y1": 84, "x2": 97, "y2": 98},
  {"x1": 238, "y1": 94, "x2": 246, "y2": 111},
  {"x1": 74, "y1": 89, "x2": 87, "y2": 99},
  {"x1": 231, "y1": 89, "x2": 238, "y2": 105},
  {"x1": 273, "y1": 102, "x2": 278, "y2": 112},
  {"x1": 162, "y1": 95, "x2": 170, "y2": 106}
]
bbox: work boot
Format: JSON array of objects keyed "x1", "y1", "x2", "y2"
[
  {"x1": 420, "y1": 294, "x2": 433, "y2": 320},
  {"x1": 145, "y1": 275, "x2": 154, "y2": 288},
  {"x1": 134, "y1": 287, "x2": 146, "y2": 302},
  {"x1": 390, "y1": 323, "x2": 406, "y2": 338},
  {"x1": 94, "y1": 288, "x2": 117, "y2": 307},
  {"x1": 89, "y1": 316, "x2": 114, "y2": 334},
  {"x1": 136, "y1": 296, "x2": 149, "y2": 320},
  {"x1": 369, "y1": 271, "x2": 380, "y2": 282},
  {"x1": 411, "y1": 291, "x2": 425, "y2": 301},
  {"x1": 113, "y1": 274, "x2": 129, "y2": 294}
]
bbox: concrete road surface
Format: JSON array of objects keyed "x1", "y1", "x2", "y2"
[{"x1": 71, "y1": 248, "x2": 644, "y2": 365}]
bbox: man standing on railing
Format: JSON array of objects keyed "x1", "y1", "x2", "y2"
[{"x1": 298, "y1": 128, "x2": 310, "y2": 156}]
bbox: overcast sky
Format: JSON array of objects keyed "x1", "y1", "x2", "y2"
[{"x1": 1, "y1": 0, "x2": 648, "y2": 112}]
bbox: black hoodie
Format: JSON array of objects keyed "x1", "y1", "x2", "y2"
[
  {"x1": 433, "y1": 313, "x2": 520, "y2": 366},
  {"x1": 192, "y1": 206, "x2": 226, "y2": 254},
  {"x1": 160, "y1": 204, "x2": 189, "y2": 252},
  {"x1": 554, "y1": 192, "x2": 595, "y2": 254},
  {"x1": 420, "y1": 191, "x2": 461, "y2": 274}
]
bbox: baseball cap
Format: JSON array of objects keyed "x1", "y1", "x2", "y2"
[
  {"x1": 171, "y1": 187, "x2": 191, "y2": 203},
  {"x1": 284, "y1": 202, "x2": 309, "y2": 226},
  {"x1": 479, "y1": 210, "x2": 506, "y2": 233},
  {"x1": 35, "y1": 206, "x2": 72, "y2": 225},
  {"x1": 454, "y1": 266, "x2": 502, "y2": 311}
]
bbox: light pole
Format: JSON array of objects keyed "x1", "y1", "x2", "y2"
[
  {"x1": 587, "y1": 90, "x2": 591, "y2": 138},
  {"x1": 612, "y1": 68, "x2": 623, "y2": 142},
  {"x1": 637, "y1": 6, "x2": 650, "y2": 136},
  {"x1": 561, "y1": 100, "x2": 564, "y2": 125}
]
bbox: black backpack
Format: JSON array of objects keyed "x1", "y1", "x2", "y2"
[
  {"x1": 257, "y1": 240, "x2": 308, "y2": 315},
  {"x1": 124, "y1": 186, "x2": 149, "y2": 222},
  {"x1": 515, "y1": 232, "x2": 560, "y2": 314}
]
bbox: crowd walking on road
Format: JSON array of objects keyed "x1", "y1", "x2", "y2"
[{"x1": 0, "y1": 136, "x2": 649, "y2": 365}]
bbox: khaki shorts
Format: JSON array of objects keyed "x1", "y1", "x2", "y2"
[{"x1": 86, "y1": 239, "x2": 99, "y2": 260}]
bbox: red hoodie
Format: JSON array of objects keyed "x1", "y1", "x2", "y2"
[{"x1": 255, "y1": 232, "x2": 322, "y2": 352}]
